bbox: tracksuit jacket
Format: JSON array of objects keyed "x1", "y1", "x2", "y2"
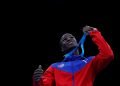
[{"x1": 33, "y1": 29, "x2": 114, "y2": 86}]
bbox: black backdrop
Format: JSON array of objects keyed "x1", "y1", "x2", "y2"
[
  {"x1": 31, "y1": 17, "x2": 116, "y2": 86},
  {"x1": 3, "y1": 1, "x2": 120, "y2": 86},
  {"x1": 23, "y1": 1, "x2": 119, "y2": 86}
]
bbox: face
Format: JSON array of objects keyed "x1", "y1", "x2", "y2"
[{"x1": 60, "y1": 33, "x2": 78, "y2": 52}]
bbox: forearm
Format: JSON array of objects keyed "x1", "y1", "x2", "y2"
[
  {"x1": 89, "y1": 29, "x2": 114, "y2": 59},
  {"x1": 89, "y1": 29, "x2": 114, "y2": 73}
]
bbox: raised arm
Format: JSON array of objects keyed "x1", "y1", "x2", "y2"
[{"x1": 83, "y1": 26, "x2": 114, "y2": 74}]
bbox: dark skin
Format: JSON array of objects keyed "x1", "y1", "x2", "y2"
[
  {"x1": 33, "y1": 25, "x2": 96, "y2": 81},
  {"x1": 60, "y1": 33, "x2": 79, "y2": 55},
  {"x1": 60, "y1": 25, "x2": 96, "y2": 55}
]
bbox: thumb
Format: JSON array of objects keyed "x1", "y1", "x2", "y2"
[
  {"x1": 38, "y1": 65, "x2": 44, "y2": 72},
  {"x1": 38, "y1": 65, "x2": 42, "y2": 68}
]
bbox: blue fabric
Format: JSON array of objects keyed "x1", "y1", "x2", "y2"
[{"x1": 52, "y1": 56, "x2": 94, "y2": 73}]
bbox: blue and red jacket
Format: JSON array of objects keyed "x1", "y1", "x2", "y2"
[{"x1": 33, "y1": 29, "x2": 114, "y2": 86}]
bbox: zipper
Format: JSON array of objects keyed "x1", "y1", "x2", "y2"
[{"x1": 71, "y1": 61, "x2": 75, "y2": 86}]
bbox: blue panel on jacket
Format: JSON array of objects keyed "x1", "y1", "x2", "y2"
[{"x1": 51, "y1": 56, "x2": 94, "y2": 74}]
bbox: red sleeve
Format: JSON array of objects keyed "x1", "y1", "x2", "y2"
[
  {"x1": 89, "y1": 29, "x2": 114, "y2": 74},
  {"x1": 33, "y1": 65, "x2": 55, "y2": 86},
  {"x1": 41, "y1": 66, "x2": 55, "y2": 86}
]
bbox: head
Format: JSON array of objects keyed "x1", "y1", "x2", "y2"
[{"x1": 60, "y1": 33, "x2": 78, "y2": 53}]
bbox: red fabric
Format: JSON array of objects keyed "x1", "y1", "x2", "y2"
[{"x1": 33, "y1": 29, "x2": 114, "y2": 86}]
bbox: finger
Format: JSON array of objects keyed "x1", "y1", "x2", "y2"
[
  {"x1": 34, "y1": 73, "x2": 43, "y2": 78},
  {"x1": 34, "y1": 69, "x2": 43, "y2": 74},
  {"x1": 34, "y1": 76, "x2": 41, "y2": 81},
  {"x1": 34, "y1": 71, "x2": 43, "y2": 75},
  {"x1": 34, "y1": 69, "x2": 43, "y2": 72}
]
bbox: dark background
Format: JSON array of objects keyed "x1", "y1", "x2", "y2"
[
  {"x1": 28, "y1": 1, "x2": 119, "y2": 86},
  {"x1": 2, "y1": 1, "x2": 119, "y2": 86},
  {"x1": 5, "y1": 1, "x2": 118, "y2": 86}
]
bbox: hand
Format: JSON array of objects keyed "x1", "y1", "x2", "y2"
[
  {"x1": 33, "y1": 65, "x2": 44, "y2": 81},
  {"x1": 82, "y1": 25, "x2": 97, "y2": 33}
]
